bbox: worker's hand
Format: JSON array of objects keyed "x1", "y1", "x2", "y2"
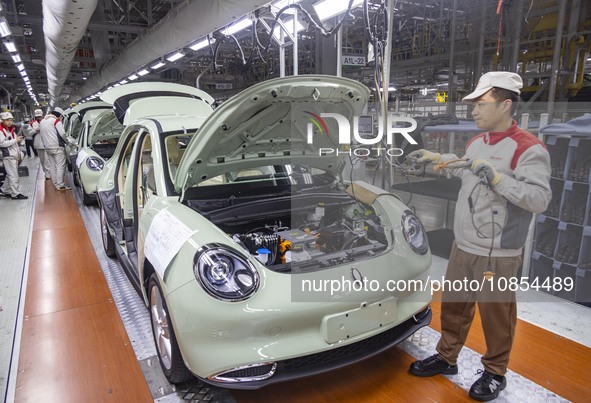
[
  {"x1": 16, "y1": 135, "x2": 25, "y2": 143},
  {"x1": 471, "y1": 159, "x2": 502, "y2": 186},
  {"x1": 406, "y1": 149, "x2": 442, "y2": 163}
]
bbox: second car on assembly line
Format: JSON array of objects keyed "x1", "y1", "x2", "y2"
[{"x1": 97, "y1": 75, "x2": 433, "y2": 389}]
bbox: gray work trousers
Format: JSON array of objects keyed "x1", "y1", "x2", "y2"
[
  {"x1": 45, "y1": 148, "x2": 67, "y2": 188},
  {"x1": 1, "y1": 156, "x2": 21, "y2": 197},
  {"x1": 37, "y1": 149, "x2": 51, "y2": 178}
]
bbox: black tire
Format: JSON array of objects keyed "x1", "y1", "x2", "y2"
[
  {"x1": 82, "y1": 189, "x2": 94, "y2": 205},
  {"x1": 100, "y1": 207, "x2": 116, "y2": 257},
  {"x1": 148, "y1": 274, "x2": 192, "y2": 383},
  {"x1": 73, "y1": 170, "x2": 80, "y2": 187}
]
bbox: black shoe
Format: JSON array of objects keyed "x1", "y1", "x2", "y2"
[
  {"x1": 12, "y1": 194, "x2": 28, "y2": 200},
  {"x1": 469, "y1": 370, "x2": 506, "y2": 401},
  {"x1": 0, "y1": 190, "x2": 10, "y2": 198},
  {"x1": 409, "y1": 354, "x2": 458, "y2": 377}
]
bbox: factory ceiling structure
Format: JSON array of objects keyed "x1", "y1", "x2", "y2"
[{"x1": 0, "y1": 0, "x2": 590, "y2": 111}]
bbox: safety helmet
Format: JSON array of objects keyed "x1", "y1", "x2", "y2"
[
  {"x1": 0, "y1": 111, "x2": 14, "y2": 120},
  {"x1": 34, "y1": 109, "x2": 43, "y2": 117}
]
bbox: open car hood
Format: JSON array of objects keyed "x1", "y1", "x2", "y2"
[
  {"x1": 100, "y1": 82, "x2": 215, "y2": 125},
  {"x1": 71, "y1": 101, "x2": 111, "y2": 121},
  {"x1": 174, "y1": 75, "x2": 370, "y2": 193}
]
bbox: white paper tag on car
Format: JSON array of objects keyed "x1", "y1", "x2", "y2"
[
  {"x1": 76, "y1": 149, "x2": 89, "y2": 168},
  {"x1": 144, "y1": 208, "x2": 197, "y2": 278}
]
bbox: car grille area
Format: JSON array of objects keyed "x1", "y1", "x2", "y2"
[{"x1": 204, "y1": 307, "x2": 431, "y2": 389}]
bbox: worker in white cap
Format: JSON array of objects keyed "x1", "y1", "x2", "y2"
[
  {"x1": 39, "y1": 106, "x2": 70, "y2": 190},
  {"x1": 32, "y1": 109, "x2": 51, "y2": 179},
  {"x1": 407, "y1": 72, "x2": 551, "y2": 401},
  {"x1": 0, "y1": 111, "x2": 28, "y2": 199}
]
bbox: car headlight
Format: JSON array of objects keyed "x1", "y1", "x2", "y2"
[
  {"x1": 194, "y1": 244, "x2": 259, "y2": 302},
  {"x1": 86, "y1": 156, "x2": 105, "y2": 171},
  {"x1": 401, "y1": 211, "x2": 429, "y2": 255}
]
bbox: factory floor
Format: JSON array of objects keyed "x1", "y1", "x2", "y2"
[{"x1": 1, "y1": 158, "x2": 590, "y2": 402}]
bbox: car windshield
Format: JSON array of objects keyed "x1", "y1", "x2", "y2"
[{"x1": 164, "y1": 133, "x2": 193, "y2": 184}]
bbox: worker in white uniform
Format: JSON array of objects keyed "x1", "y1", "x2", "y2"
[
  {"x1": 0, "y1": 112, "x2": 28, "y2": 199},
  {"x1": 32, "y1": 109, "x2": 51, "y2": 179},
  {"x1": 40, "y1": 107, "x2": 70, "y2": 190}
]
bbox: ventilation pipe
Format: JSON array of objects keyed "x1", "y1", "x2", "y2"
[
  {"x1": 69, "y1": 0, "x2": 266, "y2": 103},
  {"x1": 43, "y1": 0, "x2": 99, "y2": 106}
]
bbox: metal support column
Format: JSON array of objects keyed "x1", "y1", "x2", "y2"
[
  {"x1": 547, "y1": 0, "x2": 567, "y2": 120},
  {"x1": 510, "y1": 0, "x2": 524, "y2": 72},
  {"x1": 475, "y1": 0, "x2": 487, "y2": 79},
  {"x1": 293, "y1": 9, "x2": 298, "y2": 76},
  {"x1": 382, "y1": 0, "x2": 395, "y2": 190},
  {"x1": 336, "y1": 26, "x2": 342, "y2": 77},
  {"x1": 446, "y1": 0, "x2": 458, "y2": 115}
]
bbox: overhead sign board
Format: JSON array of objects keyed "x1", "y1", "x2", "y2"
[
  {"x1": 342, "y1": 55, "x2": 366, "y2": 66},
  {"x1": 215, "y1": 83, "x2": 233, "y2": 90}
]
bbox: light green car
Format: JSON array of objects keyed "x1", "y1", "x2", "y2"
[
  {"x1": 74, "y1": 109, "x2": 124, "y2": 204},
  {"x1": 97, "y1": 76, "x2": 432, "y2": 389},
  {"x1": 65, "y1": 101, "x2": 112, "y2": 174}
]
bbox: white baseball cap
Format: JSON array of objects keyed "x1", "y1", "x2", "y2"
[
  {"x1": 0, "y1": 112, "x2": 14, "y2": 120},
  {"x1": 462, "y1": 71, "x2": 523, "y2": 102},
  {"x1": 34, "y1": 109, "x2": 43, "y2": 117},
  {"x1": 52, "y1": 107, "x2": 65, "y2": 116}
]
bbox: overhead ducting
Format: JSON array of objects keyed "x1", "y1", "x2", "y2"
[
  {"x1": 68, "y1": 0, "x2": 267, "y2": 103},
  {"x1": 43, "y1": 0, "x2": 99, "y2": 106}
]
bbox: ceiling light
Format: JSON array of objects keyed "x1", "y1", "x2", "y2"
[
  {"x1": 11, "y1": 54, "x2": 20, "y2": 63},
  {"x1": 0, "y1": 18, "x2": 11, "y2": 38},
  {"x1": 166, "y1": 51, "x2": 185, "y2": 62},
  {"x1": 82, "y1": 77, "x2": 87, "y2": 80},
  {"x1": 223, "y1": 18, "x2": 251, "y2": 36},
  {"x1": 137, "y1": 69, "x2": 149, "y2": 76},
  {"x1": 16, "y1": 63, "x2": 24, "y2": 71},
  {"x1": 313, "y1": 0, "x2": 363, "y2": 21},
  {"x1": 128, "y1": 74, "x2": 138, "y2": 80},
  {"x1": 273, "y1": 0, "x2": 303, "y2": 9},
  {"x1": 151, "y1": 61, "x2": 165, "y2": 69},
  {"x1": 119, "y1": 79, "x2": 128, "y2": 85},
  {"x1": 189, "y1": 38, "x2": 212, "y2": 51},
  {"x1": 4, "y1": 40, "x2": 16, "y2": 52},
  {"x1": 20, "y1": 70, "x2": 27, "y2": 77}
]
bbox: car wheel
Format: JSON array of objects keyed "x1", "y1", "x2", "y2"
[
  {"x1": 100, "y1": 207, "x2": 116, "y2": 257},
  {"x1": 149, "y1": 274, "x2": 192, "y2": 383},
  {"x1": 82, "y1": 189, "x2": 93, "y2": 205},
  {"x1": 73, "y1": 170, "x2": 80, "y2": 187}
]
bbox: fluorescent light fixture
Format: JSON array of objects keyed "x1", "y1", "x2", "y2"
[
  {"x1": 223, "y1": 18, "x2": 251, "y2": 36},
  {"x1": 119, "y1": 79, "x2": 128, "y2": 85},
  {"x1": 20, "y1": 70, "x2": 27, "y2": 76},
  {"x1": 114, "y1": 83, "x2": 121, "y2": 87},
  {"x1": 166, "y1": 51, "x2": 185, "y2": 62},
  {"x1": 273, "y1": 18, "x2": 305, "y2": 40},
  {"x1": 151, "y1": 61, "x2": 165, "y2": 69},
  {"x1": 4, "y1": 40, "x2": 16, "y2": 52},
  {"x1": 16, "y1": 63, "x2": 24, "y2": 71},
  {"x1": 137, "y1": 69, "x2": 149, "y2": 76},
  {"x1": 11, "y1": 54, "x2": 20, "y2": 63},
  {"x1": 313, "y1": 0, "x2": 363, "y2": 21},
  {"x1": 273, "y1": 0, "x2": 303, "y2": 9},
  {"x1": 82, "y1": 77, "x2": 87, "y2": 80},
  {"x1": 0, "y1": 18, "x2": 11, "y2": 38},
  {"x1": 128, "y1": 74, "x2": 138, "y2": 80},
  {"x1": 189, "y1": 38, "x2": 212, "y2": 51}
]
